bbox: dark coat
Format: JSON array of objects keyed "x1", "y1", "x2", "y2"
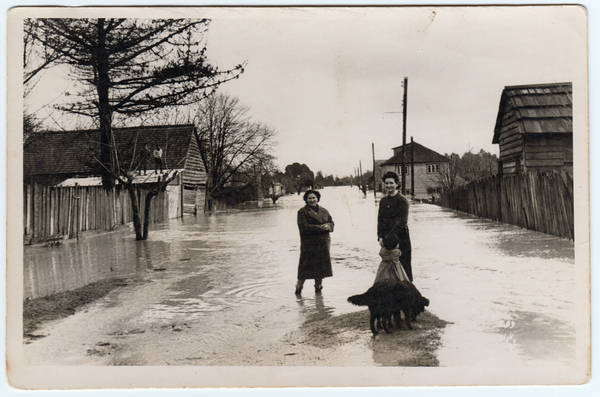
[
  {"x1": 377, "y1": 193, "x2": 409, "y2": 242},
  {"x1": 297, "y1": 204, "x2": 334, "y2": 280},
  {"x1": 377, "y1": 193, "x2": 413, "y2": 281}
]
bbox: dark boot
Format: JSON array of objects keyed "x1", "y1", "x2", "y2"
[{"x1": 295, "y1": 280, "x2": 304, "y2": 295}]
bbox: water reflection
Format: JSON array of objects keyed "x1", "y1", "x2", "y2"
[
  {"x1": 296, "y1": 294, "x2": 335, "y2": 324},
  {"x1": 496, "y1": 310, "x2": 576, "y2": 363},
  {"x1": 24, "y1": 233, "x2": 135, "y2": 299}
]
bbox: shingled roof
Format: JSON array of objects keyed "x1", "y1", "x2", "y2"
[
  {"x1": 492, "y1": 82, "x2": 572, "y2": 144},
  {"x1": 382, "y1": 141, "x2": 449, "y2": 166},
  {"x1": 24, "y1": 124, "x2": 198, "y2": 178}
]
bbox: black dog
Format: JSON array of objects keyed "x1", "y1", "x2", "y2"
[
  {"x1": 348, "y1": 280, "x2": 429, "y2": 335},
  {"x1": 390, "y1": 281, "x2": 430, "y2": 330},
  {"x1": 377, "y1": 281, "x2": 429, "y2": 331}
]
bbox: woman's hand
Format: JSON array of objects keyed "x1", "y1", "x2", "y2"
[{"x1": 378, "y1": 238, "x2": 384, "y2": 247}]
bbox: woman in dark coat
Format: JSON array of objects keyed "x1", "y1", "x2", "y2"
[
  {"x1": 377, "y1": 171, "x2": 413, "y2": 281},
  {"x1": 295, "y1": 189, "x2": 334, "y2": 295}
]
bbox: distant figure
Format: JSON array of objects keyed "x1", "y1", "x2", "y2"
[
  {"x1": 295, "y1": 189, "x2": 334, "y2": 295},
  {"x1": 153, "y1": 146, "x2": 163, "y2": 173},
  {"x1": 140, "y1": 143, "x2": 152, "y2": 175},
  {"x1": 377, "y1": 171, "x2": 413, "y2": 281}
]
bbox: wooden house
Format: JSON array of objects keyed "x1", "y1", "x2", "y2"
[
  {"x1": 492, "y1": 82, "x2": 573, "y2": 174},
  {"x1": 24, "y1": 124, "x2": 207, "y2": 217},
  {"x1": 379, "y1": 141, "x2": 449, "y2": 199}
]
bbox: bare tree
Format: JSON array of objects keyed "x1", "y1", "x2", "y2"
[
  {"x1": 434, "y1": 149, "x2": 498, "y2": 195},
  {"x1": 23, "y1": 19, "x2": 66, "y2": 142},
  {"x1": 23, "y1": 19, "x2": 65, "y2": 95},
  {"x1": 194, "y1": 94, "x2": 277, "y2": 211},
  {"x1": 26, "y1": 18, "x2": 244, "y2": 189},
  {"x1": 25, "y1": 18, "x2": 244, "y2": 239},
  {"x1": 434, "y1": 153, "x2": 461, "y2": 192}
]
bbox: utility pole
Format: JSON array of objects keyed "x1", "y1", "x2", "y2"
[
  {"x1": 372, "y1": 142, "x2": 377, "y2": 199},
  {"x1": 410, "y1": 136, "x2": 415, "y2": 199},
  {"x1": 401, "y1": 77, "x2": 408, "y2": 195},
  {"x1": 359, "y1": 160, "x2": 365, "y2": 196}
]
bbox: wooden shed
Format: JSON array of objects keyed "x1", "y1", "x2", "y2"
[
  {"x1": 24, "y1": 124, "x2": 206, "y2": 216},
  {"x1": 492, "y1": 82, "x2": 573, "y2": 174}
]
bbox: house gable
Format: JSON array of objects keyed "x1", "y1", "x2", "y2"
[
  {"x1": 182, "y1": 131, "x2": 207, "y2": 186},
  {"x1": 382, "y1": 141, "x2": 449, "y2": 166},
  {"x1": 378, "y1": 141, "x2": 449, "y2": 198}
]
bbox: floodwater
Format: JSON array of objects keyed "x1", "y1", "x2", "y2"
[{"x1": 23, "y1": 186, "x2": 577, "y2": 368}]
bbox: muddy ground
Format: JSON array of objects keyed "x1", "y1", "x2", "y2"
[
  {"x1": 23, "y1": 276, "x2": 146, "y2": 340},
  {"x1": 23, "y1": 278, "x2": 449, "y2": 366}
]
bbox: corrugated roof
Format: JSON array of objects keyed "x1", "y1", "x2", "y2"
[
  {"x1": 54, "y1": 171, "x2": 185, "y2": 187},
  {"x1": 492, "y1": 82, "x2": 572, "y2": 144},
  {"x1": 382, "y1": 141, "x2": 449, "y2": 165},
  {"x1": 24, "y1": 124, "x2": 197, "y2": 177}
]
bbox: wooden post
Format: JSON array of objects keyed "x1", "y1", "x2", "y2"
[
  {"x1": 359, "y1": 161, "x2": 363, "y2": 195},
  {"x1": 401, "y1": 77, "x2": 408, "y2": 195},
  {"x1": 410, "y1": 136, "x2": 415, "y2": 198},
  {"x1": 372, "y1": 142, "x2": 377, "y2": 199}
]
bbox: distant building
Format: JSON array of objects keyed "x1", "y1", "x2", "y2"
[
  {"x1": 379, "y1": 141, "x2": 449, "y2": 199},
  {"x1": 492, "y1": 82, "x2": 573, "y2": 174},
  {"x1": 24, "y1": 124, "x2": 206, "y2": 216}
]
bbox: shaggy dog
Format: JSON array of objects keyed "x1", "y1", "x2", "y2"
[
  {"x1": 389, "y1": 281, "x2": 430, "y2": 329},
  {"x1": 347, "y1": 280, "x2": 429, "y2": 335}
]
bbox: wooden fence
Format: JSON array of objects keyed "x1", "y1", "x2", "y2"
[
  {"x1": 439, "y1": 171, "x2": 574, "y2": 240},
  {"x1": 23, "y1": 183, "x2": 170, "y2": 244}
]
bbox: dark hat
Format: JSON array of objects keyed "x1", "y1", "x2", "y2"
[{"x1": 382, "y1": 234, "x2": 400, "y2": 250}]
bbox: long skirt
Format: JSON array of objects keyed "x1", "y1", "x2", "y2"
[{"x1": 374, "y1": 247, "x2": 410, "y2": 284}]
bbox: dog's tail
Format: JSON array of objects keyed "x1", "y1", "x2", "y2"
[{"x1": 347, "y1": 293, "x2": 370, "y2": 306}]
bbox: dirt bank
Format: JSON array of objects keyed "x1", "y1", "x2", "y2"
[{"x1": 23, "y1": 277, "x2": 146, "y2": 342}]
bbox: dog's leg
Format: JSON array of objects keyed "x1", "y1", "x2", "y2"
[
  {"x1": 411, "y1": 310, "x2": 419, "y2": 322},
  {"x1": 370, "y1": 314, "x2": 379, "y2": 335},
  {"x1": 376, "y1": 316, "x2": 384, "y2": 330},
  {"x1": 403, "y1": 309, "x2": 413, "y2": 330},
  {"x1": 382, "y1": 314, "x2": 392, "y2": 334},
  {"x1": 393, "y1": 310, "x2": 402, "y2": 328}
]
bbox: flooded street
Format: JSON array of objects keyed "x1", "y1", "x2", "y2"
[{"x1": 23, "y1": 186, "x2": 577, "y2": 368}]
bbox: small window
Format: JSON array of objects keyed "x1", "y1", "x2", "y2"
[
  {"x1": 395, "y1": 166, "x2": 409, "y2": 175},
  {"x1": 426, "y1": 164, "x2": 439, "y2": 174}
]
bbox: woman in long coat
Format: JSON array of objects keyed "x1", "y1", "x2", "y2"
[{"x1": 295, "y1": 189, "x2": 334, "y2": 295}]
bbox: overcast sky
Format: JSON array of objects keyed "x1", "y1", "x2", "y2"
[
  {"x1": 205, "y1": 6, "x2": 586, "y2": 176},
  {"x1": 23, "y1": 6, "x2": 587, "y2": 177}
]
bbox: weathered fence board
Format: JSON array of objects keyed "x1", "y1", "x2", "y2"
[
  {"x1": 439, "y1": 171, "x2": 573, "y2": 240},
  {"x1": 23, "y1": 183, "x2": 177, "y2": 244}
]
